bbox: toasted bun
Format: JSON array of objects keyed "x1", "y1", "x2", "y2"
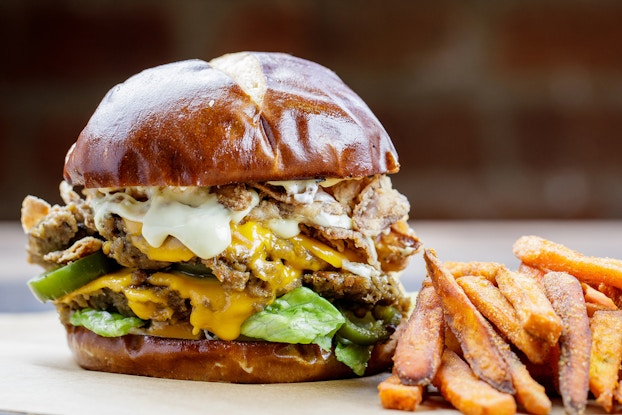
[
  {"x1": 65, "y1": 325, "x2": 396, "y2": 383},
  {"x1": 64, "y1": 52, "x2": 399, "y2": 188}
]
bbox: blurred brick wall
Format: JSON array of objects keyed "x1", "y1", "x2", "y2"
[{"x1": 2, "y1": 0, "x2": 622, "y2": 220}]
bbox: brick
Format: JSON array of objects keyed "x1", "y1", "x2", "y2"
[
  {"x1": 376, "y1": 104, "x2": 483, "y2": 172},
  {"x1": 0, "y1": 116, "x2": 10, "y2": 214},
  {"x1": 321, "y1": 2, "x2": 460, "y2": 69},
  {"x1": 514, "y1": 106, "x2": 622, "y2": 169},
  {"x1": 1, "y1": 1, "x2": 621, "y2": 221},
  {"x1": 495, "y1": 4, "x2": 622, "y2": 72},
  {"x1": 0, "y1": 114, "x2": 31, "y2": 220},
  {"x1": 213, "y1": 3, "x2": 319, "y2": 60},
  {"x1": 214, "y1": 1, "x2": 460, "y2": 71},
  {"x1": 33, "y1": 114, "x2": 85, "y2": 174},
  {"x1": 2, "y1": 3, "x2": 175, "y2": 81},
  {"x1": 0, "y1": 116, "x2": 7, "y2": 175},
  {"x1": 28, "y1": 114, "x2": 87, "y2": 206}
]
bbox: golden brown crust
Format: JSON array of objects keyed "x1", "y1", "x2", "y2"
[
  {"x1": 65, "y1": 325, "x2": 396, "y2": 383},
  {"x1": 64, "y1": 52, "x2": 399, "y2": 188}
]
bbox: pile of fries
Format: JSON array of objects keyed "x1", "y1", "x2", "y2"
[{"x1": 379, "y1": 235, "x2": 622, "y2": 415}]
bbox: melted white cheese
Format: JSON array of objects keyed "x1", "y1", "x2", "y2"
[
  {"x1": 267, "y1": 179, "x2": 321, "y2": 204},
  {"x1": 86, "y1": 179, "x2": 372, "y2": 275},
  {"x1": 342, "y1": 259, "x2": 380, "y2": 279},
  {"x1": 312, "y1": 210, "x2": 353, "y2": 229},
  {"x1": 264, "y1": 180, "x2": 353, "y2": 233},
  {"x1": 266, "y1": 218, "x2": 302, "y2": 239},
  {"x1": 89, "y1": 187, "x2": 259, "y2": 259}
]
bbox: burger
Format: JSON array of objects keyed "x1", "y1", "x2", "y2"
[{"x1": 21, "y1": 51, "x2": 421, "y2": 383}]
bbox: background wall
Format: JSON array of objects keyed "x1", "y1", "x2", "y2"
[{"x1": 2, "y1": 0, "x2": 622, "y2": 221}]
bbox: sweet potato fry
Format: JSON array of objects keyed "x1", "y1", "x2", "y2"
[
  {"x1": 457, "y1": 275, "x2": 551, "y2": 364},
  {"x1": 495, "y1": 340, "x2": 552, "y2": 415},
  {"x1": 377, "y1": 373, "x2": 424, "y2": 411},
  {"x1": 542, "y1": 271, "x2": 591, "y2": 415},
  {"x1": 495, "y1": 268, "x2": 562, "y2": 346},
  {"x1": 589, "y1": 310, "x2": 622, "y2": 413},
  {"x1": 484, "y1": 324, "x2": 552, "y2": 415},
  {"x1": 444, "y1": 260, "x2": 505, "y2": 283},
  {"x1": 455, "y1": 287, "x2": 554, "y2": 415},
  {"x1": 424, "y1": 249, "x2": 514, "y2": 394},
  {"x1": 514, "y1": 235, "x2": 622, "y2": 289},
  {"x1": 522, "y1": 344, "x2": 560, "y2": 396},
  {"x1": 517, "y1": 263, "x2": 545, "y2": 282},
  {"x1": 582, "y1": 283, "x2": 617, "y2": 310},
  {"x1": 586, "y1": 302, "x2": 609, "y2": 317},
  {"x1": 581, "y1": 283, "x2": 618, "y2": 310},
  {"x1": 394, "y1": 279, "x2": 444, "y2": 386},
  {"x1": 433, "y1": 349, "x2": 517, "y2": 415},
  {"x1": 584, "y1": 282, "x2": 618, "y2": 316},
  {"x1": 596, "y1": 283, "x2": 622, "y2": 308},
  {"x1": 615, "y1": 381, "x2": 622, "y2": 408},
  {"x1": 444, "y1": 322, "x2": 462, "y2": 355}
]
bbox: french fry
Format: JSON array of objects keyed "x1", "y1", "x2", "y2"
[
  {"x1": 444, "y1": 261, "x2": 505, "y2": 283},
  {"x1": 495, "y1": 268, "x2": 562, "y2": 346},
  {"x1": 456, "y1": 275, "x2": 551, "y2": 365},
  {"x1": 542, "y1": 271, "x2": 591, "y2": 415},
  {"x1": 615, "y1": 381, "x2": 622, "y2": 408},
  {"x1": 522, "y1": 344, "x2": 560, "y2": 397},
  {"x1": 380, "y1": 237, "x2": 622, "y2": 414},
  {"x1": 424, "y1": 249, "x2": 514, "y2": 394},
  {"x1": 447, "y1": 259, "x2": 562, "y2": 347},
  {"x1": 490, "y1": 329, "x2": 552, "y2": 415},
  {"x1": 586, "y1": 302, "x2": 609, "y2": 317},
  {"x1": 596, "y1": 283, "x2": 622, "y2": 309},
  {"x1": 582, "y1": 283, "x2": 617, "y2": 311},
  {"x1": 498, "y1": 345, "x2": 552, "y2": 415},
  {"x1": 377, "y1": 373, "x2": 424, "y2": 411},
  {"x1": 514, "y1": 235, "x2": 622, "y2": 290},
  {"x1": 582, "y1": 284, "x2": 616, "y2": 308},
  {"x1": 457, "y1": 273, "x2": 552, "y2": 413},
  {"x1": 394, "y1": 279, "x2": 444, "y2": 386},
  {"x1": 582, "y1": 283, "x2": 618, "y2": 317},
  {"x1": 444, "y1": 322, "x2": 462, "y2": 355},
  {"x1": 589, "y1": 310, "x2": 622, "y2": 413},
  {"x1": 433, "y1": 349, "x2": 517, "y2": 415},
  {"x1": 517, "y1": 263, "x2": 545, "y2": 282}
]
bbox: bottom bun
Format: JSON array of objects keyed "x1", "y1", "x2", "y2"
[{"x1": 65, "y1": 325, "x2": 396, "y2": 383}]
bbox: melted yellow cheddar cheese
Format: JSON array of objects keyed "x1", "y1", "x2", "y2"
[
  {"x1": 89, "y1": 186, "x2": 260, "y2": 261},
  {"x1": 60, "y1": 221, "x2": 362, "y2": 340},
  {"x1": 291, "y1": 234, "x2": 357, "y2": 268},
  {"x1": 227, "y1": 221, "x2": 304, "y2": 289},
  {"x1": 149, "y1": 272, "x2": 258, "y2": 340},
  {"x1": 88, "y1": 184, "x2": 355, "y2": 262},
  {"x1": 59, "y1": 269, "x2": 261, "y2": 340},
  {"x1": 59, "y1": 269, "x2": 175, "y2": 322},
  {"x1": 124, "y1": 220, "x2": 195, "y2": 262}
]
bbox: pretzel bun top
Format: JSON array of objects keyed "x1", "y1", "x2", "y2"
[{"x1": 64, "y1": 52, "x2": 399, "y2": 188}]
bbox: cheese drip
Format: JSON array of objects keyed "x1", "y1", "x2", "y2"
[
  {"x1": 88, "y1": 182, "x2": 355, "y2": 261},
  {"x1": 60, "y1": 269, "x2": 260, "y2": 341},
  {"x1": 89, "y1": 187, "x2": 259, "y2": 260},
  {"x1": 59, "y1": 221, "x2": 372, "y2": 340}
]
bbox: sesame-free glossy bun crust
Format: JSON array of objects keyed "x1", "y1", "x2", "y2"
[
  {"x1": 64, "y1": 52, "x2": 399, "y2": 188},
  {"x1": 66, "y1": 325, "x2": 396, "y2": 383}
]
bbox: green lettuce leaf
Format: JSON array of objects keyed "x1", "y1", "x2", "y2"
[
  {"x1": 240, "y1": 286, "x2": 345, "y2": 350},
  {"x1": 335, "y1": 341, "x2": 373, "y2": 376},
  {"x1": 70, "y1": 308, "x2": 146, "y2": 337}
]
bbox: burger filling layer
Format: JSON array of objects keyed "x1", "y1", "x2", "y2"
[{"x1": 22, "y1": 175, "x2": 420, "y2": 375}]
